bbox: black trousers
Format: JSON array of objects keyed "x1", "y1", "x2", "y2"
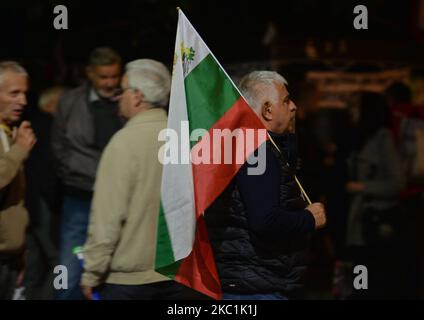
[{"x1": 96, "y1": 280, "x2": 210, "y2": 300}]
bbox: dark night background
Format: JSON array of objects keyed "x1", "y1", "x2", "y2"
[
  {"x1": 2, "y1": 0, "x2": 424, "y2": 300},
  {"x1": 1, "y1": 0, "x2": 423, "y2": 92}
]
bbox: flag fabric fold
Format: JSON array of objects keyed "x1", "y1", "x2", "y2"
[{"x1": 155, "y1": 9, "x2": 267, "y2": 300}]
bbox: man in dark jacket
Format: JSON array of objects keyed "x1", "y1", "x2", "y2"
[
  {"x1": 51, "y1": 47, "x2": 123, "y2": 299},
  {"x1": 204, "y1": 71, "x2": 327, "y2": 300},
  {"x1": 24, "y1": 86, "x2": 64, "y2": 299}
]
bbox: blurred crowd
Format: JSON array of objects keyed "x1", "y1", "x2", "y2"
[
  {"x1": 0, "y1": 45, "x2": 424, "y2": 300},
  {"x1": 296, "y1": 79, "x2": 424, "y2": 299}
]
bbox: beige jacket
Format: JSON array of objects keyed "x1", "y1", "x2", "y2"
[
  {"x1": 0, "y1": 128, "x2": 29, "y2": 254},
  {"x1": 81, "y1": 108, "x2": 169, "y2": 287}
]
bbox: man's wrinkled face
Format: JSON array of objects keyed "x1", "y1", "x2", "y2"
[
  {"x1": 0, "y1": 72, "x2": 28, "y2": 125},
  {"x1": 87, "y1": 64, "x2": 121, "y2": 98},
  {"x1": 267, "y1": 82, "x2": 297, "y2": 134}
]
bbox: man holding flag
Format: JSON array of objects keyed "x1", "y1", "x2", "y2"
[
  {"x1": 204, "y1": 71, "x2": 327, "y2": 300},
  {"x1": 155, "y1": 9, "x2": 326, "y2": 300}
]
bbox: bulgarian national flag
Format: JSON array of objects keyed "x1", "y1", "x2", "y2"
[{"x1": 155, "y1": 9, "x2": 267, "y2": 300}]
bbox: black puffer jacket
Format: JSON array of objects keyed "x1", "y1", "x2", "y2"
[{"x1": 204, "y1": 138, "x2": 312, "y2": 298}]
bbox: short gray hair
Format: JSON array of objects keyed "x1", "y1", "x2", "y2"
[
  {"x1": 125, "y1": 59, "x2": 171, "y2": 109},
  {"x1": 88, "y1": 47, "x2": 122, "y2": 67},
  {"x1": 239, "y1": 71, "x2": 288, "y2": 111},
  {"x1": 0, "y1": 61, "x2": 28, "y2": 88}
]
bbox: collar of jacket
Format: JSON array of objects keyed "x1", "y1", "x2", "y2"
[
  {"x1": 0, "y1": 126, "x2": 11, "y2": 153},
  {"x1": 89, "y1": 87, "x2": 101, "y2": 103},
  {"x1": 125, "y1": 108, "x2": 167, "y2": 128},
  {"x1": 0, "y1": 124, "x2": 12, "y2": 137},
  {"x1": 268, "y1": 131, "x2": 291, "y2": 149}
]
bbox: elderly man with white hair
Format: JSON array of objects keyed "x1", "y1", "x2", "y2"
[
  {"x1": 80, "y1": 59, "x2": 196, "y2": 300},
  {"x1": 204, "y1": 70, "x2": 326, "y2": 300},
  {"x1": 0, "y1": 61, "x2": 36, "y2": 299}
]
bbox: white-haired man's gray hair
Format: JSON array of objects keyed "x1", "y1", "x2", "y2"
[
  {"x1": 239, "y1": 71, "x2": 288, "y2": 111},
  {"x1": 125, "y1": 59, "x2": 171, "y2": 109},
  {"x1": 0, "y1": 61, "x2": 28, "y2": 88}
]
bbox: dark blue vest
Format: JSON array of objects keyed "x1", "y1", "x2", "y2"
[{"x1": 204, "y1": 141, "x2": 311, "y2": 297}]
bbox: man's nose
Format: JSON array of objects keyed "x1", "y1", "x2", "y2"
[
  {"x1": 290, "y1": 101, "x2": 297, "y2": 112},
  {"x1": 107, "y1": 78, "x2": 119, "y2": 88},
  {"x1": 18, "y1": 94, "x2": 27, "y2": 106}
]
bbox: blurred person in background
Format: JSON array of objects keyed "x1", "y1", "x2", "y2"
[
  {"x1": 345, "y1": 92, "x2": 404, "y2": 299},
  {"x1": 0, "y1": 61, "x2": 36, "y2": 299},
  {"x1": 80, "y1": 59, "x2": 202, "y2": 300},
  {"x1": 51, "y1": 47, "x2": 124, "y2": 299},
  {"x1": 386, "y1": 82, "x2": 424, "y2": 298},
  {"x1": 386, "y1": 82, "x2": 422, "y2": 146},
  {"x1": 295, "y1": 81, "x2": 348, "y2": 298},
  {"x1": 23, "y1": 86, "x2": 64, "y2": 299}
]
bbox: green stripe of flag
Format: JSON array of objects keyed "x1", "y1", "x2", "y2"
[
  {"x1": 156, "y1": 261, "x2": 182, "y2": 280},
  {"x1": 155, "y1": 203, "x2": 175, "y2": 268},
  {"x1": 185, "y1": 54, "x2": 240, "y2": 137}
]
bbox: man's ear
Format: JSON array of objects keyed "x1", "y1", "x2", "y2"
[
  {"x1": 134, "y1": 90, "x2": 143, "y2": 107},
  {"x1": 261, "y1": 101, "x2": 273, "y2": 121}
]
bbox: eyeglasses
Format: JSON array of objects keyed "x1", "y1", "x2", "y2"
[
  {"x1": 113, "y1": 87, "x2": 138, "y2": 97},
  {"x1": 114, "y1": 87, "x2": 161, "y2": 107}
]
